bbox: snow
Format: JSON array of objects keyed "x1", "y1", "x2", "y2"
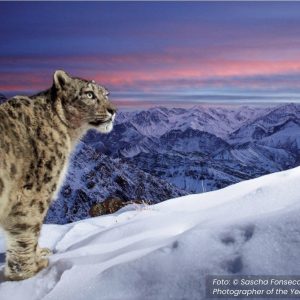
[{"x1": 1, "y1": 166, "x2": 300, "y2": 299}]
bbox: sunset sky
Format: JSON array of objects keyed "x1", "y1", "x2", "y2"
[{"x1": 1, "y1": 2, "x2": 300, "y2": 109}]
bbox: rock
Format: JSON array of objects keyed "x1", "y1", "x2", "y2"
[
  {"x1": 89, "y1": 197, "x2": 124, "y2": 216},
  {"x1": 89, "y1": 197, "x2": 147, "y2": 217}
]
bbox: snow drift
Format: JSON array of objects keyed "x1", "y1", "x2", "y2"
[{"x1": 1, "y1": 166, "x2": 300, "y2": 300}]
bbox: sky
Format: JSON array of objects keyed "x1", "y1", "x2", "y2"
[{"x1": 1, "y1": 1, "x2": 300, "y2": 109}]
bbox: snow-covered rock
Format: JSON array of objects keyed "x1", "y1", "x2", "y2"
[{"x1": 1, "y1": 166, "x2": 300, "y2": 299}]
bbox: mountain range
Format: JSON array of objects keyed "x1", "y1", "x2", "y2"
[
  {"x1": 2, "y1": 92, "x2": 300, "y2": 223},
  {"x1": 86, "y1": 103, "x2": 300, "y2": 195}
]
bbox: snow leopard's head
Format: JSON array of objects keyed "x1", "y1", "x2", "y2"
[{"x1": 52, "y1": 70, "x2": 116, "y2": 133}]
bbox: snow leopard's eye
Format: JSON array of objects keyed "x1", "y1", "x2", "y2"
[{"x1": 86, "y1": 92, "x2": 95, "y2": 99}]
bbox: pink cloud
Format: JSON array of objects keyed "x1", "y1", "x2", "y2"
[{"x1": 1, "y1": 53, "x2": 300, "y2": 96}]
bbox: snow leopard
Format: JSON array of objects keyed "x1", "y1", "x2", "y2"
[{"x1": 0, "y1": 70, "x2": 116, "y2": 280}]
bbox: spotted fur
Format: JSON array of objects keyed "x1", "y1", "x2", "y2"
[{"x1": 0, "y1": 70, "x2": 116, "y2": 280}]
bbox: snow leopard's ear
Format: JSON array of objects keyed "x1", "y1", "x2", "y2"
[{"x1": 53, "y1": 70, "x2": 71, "y2": 90}]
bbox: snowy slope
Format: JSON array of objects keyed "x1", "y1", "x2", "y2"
[{"x1": 1, "y1": 167, "x2": 300, "y2": 300}]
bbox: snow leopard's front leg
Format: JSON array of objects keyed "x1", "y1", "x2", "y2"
[
  {"x1": 3, "y1": 222, "x2": 48, "y2": 281},
  {"x1": 3, "y1": 191, "x2": 51, "y2": 281}
]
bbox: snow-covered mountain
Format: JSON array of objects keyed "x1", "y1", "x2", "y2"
[
  {"x1": 45, "y1": 143, "x2": 187, "y2": 224},
  {"x1": 229, "y1": 103, "x2": 300, "y2": 145},
  {"x1": 89, "y1": 103, "x2": 300, "y2": 194},
  {"x1": 117, "y1": 105, "x2": 271, "y2": 139},
  {"x1": 1, "y1": 166, "x2": 300, "y2": 300}
]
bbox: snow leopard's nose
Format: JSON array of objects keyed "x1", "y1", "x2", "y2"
[{"x1": 107, "y1": 106, "x2": 117, "y2": 116}]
